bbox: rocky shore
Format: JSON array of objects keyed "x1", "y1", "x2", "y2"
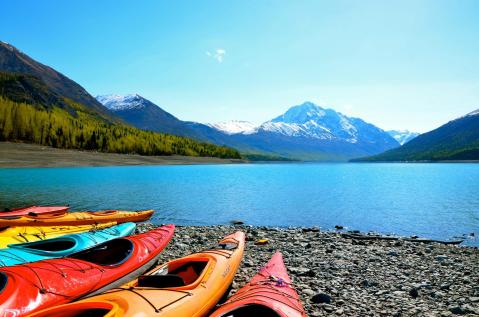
[{"x1": 137, "y1": 223, "x2": 479, "y2": 317}]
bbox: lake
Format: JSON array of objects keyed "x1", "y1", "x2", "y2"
[{"x1": 0, "y1": 163, "x2": 478, "y2": 246}]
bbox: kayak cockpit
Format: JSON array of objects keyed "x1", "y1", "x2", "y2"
[
  {"x1": 220, "y1": 304, "x2": 282, "y2": 317},
  {"x1": 25, "y1": 301, "x2": 116, "y2": 317},
  {"x1": 10, "y1": 238, "x2": 76, "y2": 252},
  {"x1": 70, "y1": 239, "x2": 133, "y2": 266},
  {"x1": 0, "y1": 272, "x2": 7, "y2": 294},
  {"x1": 31, "y1": 308, "x2": 108, "y2": 317},
  {"x1": 138, "y1": 259, "x2": 209, "y2": 288},
  {"x1": 86, "y1": 210, "x2": 118, "y2": 216}
]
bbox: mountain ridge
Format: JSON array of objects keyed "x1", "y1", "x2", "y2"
[
  {"x1": 353, "y1": 111, "x2": 479, "y2": 161},
  {"x1": 0, "y1": 41, "x2": 241, "y2": 159},
  {"x1": 97, "y1": 95, "x2": 400, "y2": 160},
  {"x1": 0, "y1": 41, "x2": 110, "y2": 117}
]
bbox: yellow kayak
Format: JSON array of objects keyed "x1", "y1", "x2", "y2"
[
  {"x1": 0, "y1": 209, "x2": 154, "y2": 227},
  {"x1": 0, "y1": 222, "x2": 117, "y2": 248}
]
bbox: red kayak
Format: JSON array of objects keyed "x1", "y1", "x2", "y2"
[
  {"x1": 210, "y1": 252, "x2": 307, "y2": 317},
  {"x1": 0, "y1": 205, "x2": 69, "y2": 217},
  {"x1": 0, "y1": 224, "x2": 174, "y2": 317}
]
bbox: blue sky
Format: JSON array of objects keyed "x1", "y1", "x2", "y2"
[{"x1": 1, "y1": 0, "x2": 478, "y2": 132}]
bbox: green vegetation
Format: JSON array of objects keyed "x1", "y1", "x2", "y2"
[
  {"x1": 352, "y1": 114, "x2": 479, "y2": 162},
  {"x1": 242, "y1": 153, "x2": 296, "y2": 162},
  {"x1": 0, "y1": 72, "x2": 69, "y2": 110},
  {"x1": 0, "y1": 72, "x2": 241, "y2": 159}
]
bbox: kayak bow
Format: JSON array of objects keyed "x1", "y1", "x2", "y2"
[
  {"x1": 210, "y1": 252, "x2": 307, "y2": 317},
  {"x1": 0, "y1": 225, "x2": 175, "y2": 316}
]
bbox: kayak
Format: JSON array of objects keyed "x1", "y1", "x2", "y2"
[
  {"x1": 0, "y1": 209, "x2": 154, "y2": 226},
  {"x1": 30, "y1": 231, "x2": 245, "y2": 317},
  {"x1": 210, "y1": 252, "x2": 307, "y2": 317},
  {"x1": 0, "y1": 222, "x2": 117, "y2": 248},
  {"x1": 0, "y1": 225, "x2": 174, "y2": 317},
  {"x1": 0, "y1": 222, "x2": 136, "y2": 267},
  {"x1": 0, "y1": 206, "x2": 69, "y2": 217}
]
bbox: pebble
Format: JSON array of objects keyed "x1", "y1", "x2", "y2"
[
  {"x1": 409, "y1": 287, "x2": 419, "y2": 298},
  {"x1": 436, "y1": 255, "x2": 449, "y2": 262},
  {"x1": 312, "y1": 292, "x2": 332, "y2": 304},
  {"x1": 137, "y1": 223, "x2": 479, "y2": 316}
]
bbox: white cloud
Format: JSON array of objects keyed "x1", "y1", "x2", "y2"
[{"x1": 206, "y1": 49, "x2": 226, "y2": 63}]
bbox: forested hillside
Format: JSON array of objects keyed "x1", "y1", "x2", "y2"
[
  {"x1": 0, "y1": 72, "x2": 240, "y2": 159},
  {"x1": 352, "y1": 111, "x2": 479, "y2": 162}
]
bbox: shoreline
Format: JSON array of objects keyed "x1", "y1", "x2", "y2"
[
  {"x1": 137, "y1": 223, "x2": 479, "y2": 316},
  {"x1": 2, "y1": 142, "x2": 478, "y2": 168},
  {"x1": 0, "y1": 142, "x2": 246, "y2": 168}
]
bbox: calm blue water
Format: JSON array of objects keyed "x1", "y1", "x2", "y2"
[{"x1": 0, "y1": 163, "x2": 478, "y2": 245}]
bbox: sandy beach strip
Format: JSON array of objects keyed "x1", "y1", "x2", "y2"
[{"x1": 0, "y1": 142, "x2": 245, "y2": 168}]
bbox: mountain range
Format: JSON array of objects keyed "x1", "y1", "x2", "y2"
[
  {"x1": 211, "y1": 122, "x2": 419, "y2": 145},
  {"x1": 2, "y1": 40, "x2": 476, "y2": 162},
  {"x1": 97, "y1": 94, "x2": 401, "y2": 160}
]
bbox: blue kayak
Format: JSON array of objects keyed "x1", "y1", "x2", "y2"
[{"x1": 0, "y1": 222, "x2": 136, "y2": 267}]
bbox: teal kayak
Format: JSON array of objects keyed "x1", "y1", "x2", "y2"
[{"x1": 0, "y1": 222, "x2": 136, "y2": 267}]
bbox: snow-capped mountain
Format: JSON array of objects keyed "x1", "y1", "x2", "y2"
[
  {"x1": 209, "y1": 120, "x2": 257, "y2": 135},
  {"x1": 97, "y1": 95, "x2": 400, "y2": 160},
  {"x1": 387, "y1": 130, "x2": 420, "y2": 145},
  {"x1": 96, "y1": 94, "x2": 148, "y2": 111},
  {"x1": 258, "y1": 102, "x2": 358, "y2": 142},
  {"x1": 96, "y1": 94, "x2": 188, "y2": 135},
  {"x1": 256, "y1": 102, "x2": 397, "y2": 146},
  {"x1": 210, "y1": 102, "x2": 398, "y2": 148}
]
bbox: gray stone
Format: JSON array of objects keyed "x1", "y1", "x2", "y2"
[
  {"x1": 312, "y1": 293, "x2": 332, "y2": 304},
  {"x1": 436, "y1": 255, "x2": 449, "y2": 262}
]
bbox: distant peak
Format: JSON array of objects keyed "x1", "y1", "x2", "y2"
[
  {"x1": 271, "y1": 101, "x2": 328, "y2": 124},
  {"x1": 0, "y1": 41, "x2": 19, "y2": 52},
  {"x1": 388, "y1": 129, "x2": 412, "y2": 134},
  {"x1": 296, "y1": 101, "x2": 324, "y2": 110},
  {"x1": 386, "y1": 130, "x2": 420, "y2": 145},
  {"x1": 301, "y1": 101, "x2": 318, "y2": 106},
  {"x1": 96, "y1": 94, "x2": 148, "y2": 111},
  {"x1": 209, "y1": 120, "x2": 257, "y2": 135},
  {"x1": 97, "y1": 93, "x2": 141, "y2": 100},
  {"x1": 467, "y1": 109, "x2": 479, "y2": 116}
]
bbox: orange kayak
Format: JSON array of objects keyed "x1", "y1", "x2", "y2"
[
  {"x1": 30, "y1": 231, "x2": 245, "y2": 317},
  {"x1": 210, "y1": 252, "x2": 307, "y2": 317},
  {"x1": 0, "y1": 209, "x2": 153, "y2": 226},
  {"x1": 0, "y1": 205, "x2": 69, "y2": 217},
  {"x1": 0, "y1": 225, "x2": 174, "y2": 317}
]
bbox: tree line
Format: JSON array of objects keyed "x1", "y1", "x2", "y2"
[{"x1": 0, "y1": 96, "x2": 241, "y2": 159}]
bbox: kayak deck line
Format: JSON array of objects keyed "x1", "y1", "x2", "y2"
[
  {"x1": 0, "y1": 250, "x2": 29, "y2": 266},
  {"x1": 33, "y1": 231, "x2": 245, "y2": 317},
  {"x1": 216, "y1": 268, "x2": 304, "y2": 314},
  {"x1": 0, "y1": 222, "x2": 118, "y2": 248},
  {"x1": 106, "y1": 286, "x2": 193, "y2": 313},
  {"x1": 210, "y1": 251, "x2": 306, "y2": 317},
  {"x1": 98, "y1": 238, "x2": 242, "y2": 313},
  {"x1": 0, "y1": 225, "x2": 175, "y2": 316},
  {"x1": 217, "y1": 285, "x2": 304, "y2": 313}
]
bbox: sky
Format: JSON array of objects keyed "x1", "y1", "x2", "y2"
[{"x1": 1, "y1": 0, "x2": 479, "y2": 133}]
